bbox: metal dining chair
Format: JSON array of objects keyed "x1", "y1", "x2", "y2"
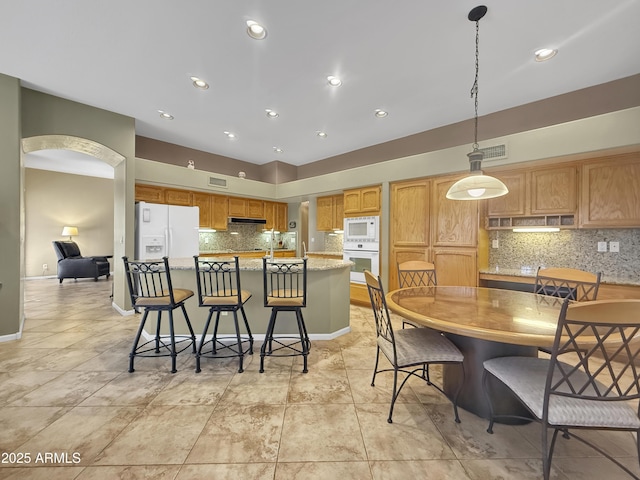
[
  {"x1": 534, "y1": 267, "x2": 601, "y2": 302},
  {"x1": 193, "y1": 256, "x2": 254, "y2": 373},
  {"x1": 364, "y1": 270, "x2": 465, "y2": 424},
  {"x1": 261, "y1": 257, "x2": 310, "y2": 373},
  {"x1": 397, "y1": 260, "x2": 437, "y2": 329},
  {"x1": 122, "y1": 256, "x2": 196, "y2": 373},
  {"x1": 483, "y1": 298, "x2": 640, "y2": 480}
]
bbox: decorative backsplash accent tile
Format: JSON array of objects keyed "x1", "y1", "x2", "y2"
[{"x1": 488, "y1": 229, "x2": 640, "y2": 284}]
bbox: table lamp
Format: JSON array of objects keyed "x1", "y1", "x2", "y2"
[{"x1": 61, "y1": 226, "x2": 78, "y2": 241}]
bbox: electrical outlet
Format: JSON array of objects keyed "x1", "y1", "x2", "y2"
[
  {"x1": 491, "y1": 239, "x2": 499, "y2": 249},
  {"x1": 42, "y1": 263, "x2": 48, "y2": 270},
  {"x1": 597, "y1": 242, "x2": 607, "y2": 252},
  {"x1": 610, "y1": 241, "x2": 620, "y2": 253}
]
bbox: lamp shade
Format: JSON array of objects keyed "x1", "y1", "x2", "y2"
[
  {"x1": 446, "y1": 174, "x2": 509, "y2": 200},
  {"x1": 61, "y1": 226, "x2": 78, "y2": 239}
]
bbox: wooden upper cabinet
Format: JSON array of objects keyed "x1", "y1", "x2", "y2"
[
  {"x1": 247, "y1": 199, "x2": 264, "y2": 218},
  {"x1": 275, "y1": 202, "x2": 288, "y2": 231},
  {"x1": 192, "y1": 192, "x2": 212, "y2": 228},
  {"x1": 487, "y1": 172, "x2": 526, "y2": 216},
  {"x1": 135, "y1": 184, "x2": 165, "y2": 203},
  {"x1": 264, "y1": 201, "x2": 276, "y2": 230},
  {"x1": 580, "y1": 154, "x2": 640, "y2": 228},
  {"x1": 164, "y1": 188, "x2": 192, "y2": 206},
  {"x1": 391, "y1": 179, "x2": 430, "y2": 247},
  {"x1": 530, "y1": 166, "x2": 577, "y2": 214},
  {"x1": 228, "y1": 197, "x2": 247, "y2": 217},
  {"x1": 343, "y1": 186, "x2": 381, "y2": 216},
  {"x1": 432, "y1": 177, "x2": 478, "y2": 247},
  {"x1": 211, "y1": 195, "x2": 228, "y2": 230},
  {"x1": 316, "y1": 195, "x2": 344, "y2": 231}
]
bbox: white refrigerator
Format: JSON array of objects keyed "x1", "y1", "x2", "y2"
[{"x1": 135, "y1": 202, "x2": 200, "y2": 260}]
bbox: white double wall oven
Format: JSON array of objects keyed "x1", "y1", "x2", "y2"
[{"x1": 343, "y1": 216, "x2": 380, "y2": 284}]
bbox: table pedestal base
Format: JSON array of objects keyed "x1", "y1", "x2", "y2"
[{"x1": 443, "y1": 333, "x2": 537, "y2": 423}]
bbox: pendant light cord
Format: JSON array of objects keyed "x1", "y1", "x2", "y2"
[{"x1": 470, "y1": 19, "x2": 480, "y2": 150}]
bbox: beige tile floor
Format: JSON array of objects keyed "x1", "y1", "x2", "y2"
[{"x1": 0, "y1": 277, "x2": 638, "y2": 479}]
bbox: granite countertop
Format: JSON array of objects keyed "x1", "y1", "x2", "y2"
[
  {"x1": 170, "y1": 256, "x2": 352, "y2": 271},
  {"x1": 479, "y1": 268, "x2": 640, "y2": 287}
]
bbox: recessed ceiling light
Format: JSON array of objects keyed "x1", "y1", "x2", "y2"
[
  {"x1": 158, "y1": 110, "x2": 174, "y2": 120},
  {"x1": 223, "y1": 131, "x2": 236, "y2": 139},
  {"x1": 374, "y1": 109, "x2": 388, "y2": 118},
  {"x1": 265, "y1": 109, "x2": 279, "y2": 118},
  {"x1": 273, "y1": 147, "x2": 283, "y2": 153},
  {"x1": 246, "y1": 20, "x2": 267, "y2": 40},
  {"x1": 327, "y1": 75, "x2": 342, "y2": 87},
  {"x1": 316, "y1": 131, "x2": 327, "y2": 138},
  {"x1": 189, "y1": 76, "x2": 209, "y2": 89},
  {"x1": 534, "y1": 48, "x2": 558, "y2": 62}
]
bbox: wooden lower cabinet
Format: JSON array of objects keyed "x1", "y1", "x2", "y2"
[{"x1": 433, "y1": 248, "x2": 477, "y2": 287}]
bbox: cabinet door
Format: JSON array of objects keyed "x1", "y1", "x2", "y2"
[
  {"x1": 135, "y1": 184, "x2": 165, "y2": 203},
  {"x1": 391, "y1": 179, "x2": 430, "y2": 247},
  {"x1": 247, "y1": 199, "x2": 264, "y2": 218},
  {"x1": 433, "y1": 248, "x2": 477, "y2": 286},
  {"x1": 164, "y1": 188, "x2": 192, "y2": 206},
  {"x1": 316, "y1": 196, "x2": 334, "y2": 231},
  {"x1": 360, "y1": 186, "x2": 381, "y2": 213},
  {"x1": 487, "y1": 172, "x2": 526, "y2": 216},
  {"x1": 333, "y1": 195, "x2": 344, "y2": 230},
  {"x1": 211, "y1": 195, "x2": 228, "y2": 230},
  {"x1": 275, "y1": 203, "x2": 288, "y2": 232},
  {"x1": 228, "y1": 197, "x2": 247, "y2": 217},
  {"x1": 530, "y1": 166, "x2": 577, "y2": 214},
  {"x1": 192, "y1": 192, "x2": 212, "y2": 228},
  {"x1": 432, "y1": 177, "x2": 478, "y2": 247},
  {"x1": 264, "y1": 201, "x2": 275, "y2": 230},
  {"x1": 580, "y1": 155, "x2": 640, "y2": 227},
  {"x1": 343, "y1": 189, "x2": 361, "y2": 214}
]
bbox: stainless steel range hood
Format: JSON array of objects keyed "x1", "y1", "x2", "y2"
[{"x1": 228, "y1": 217, "x2": 267, "y2": 225}]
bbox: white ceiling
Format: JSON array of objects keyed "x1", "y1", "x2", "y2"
[
  {"x1": 23, "y1": 149, "x2": 114, "y2": 179},
  {"x1": 3, "y1": 1, "x2": 640, "y2": 167}
]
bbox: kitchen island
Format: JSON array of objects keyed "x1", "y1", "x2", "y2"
[{"x1": 152, "y1": 256, "x2": 353, "y2": 338}]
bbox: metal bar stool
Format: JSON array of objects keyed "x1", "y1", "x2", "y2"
[
  {"x1": 122, "y1": 256, "x2": 196, "y2": 373},
  {"x1": 261, "y1": 257, "x2": 310, "y2": 373},
  {"x1": 193, "y1": 255, "x2": 254, "y2": 373}
]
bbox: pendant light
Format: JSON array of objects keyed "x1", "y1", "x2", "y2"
[{"x1": 446, "y1": 5, "x2": 508, "y2": 201}]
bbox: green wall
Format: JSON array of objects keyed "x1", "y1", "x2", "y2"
[{"x1": 0, "y1": 74, "x2": 22, "y2": 336}]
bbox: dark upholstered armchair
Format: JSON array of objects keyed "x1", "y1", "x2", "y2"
[{"x1": 52, "y1": 241, "x2": 111, "y2": 284}]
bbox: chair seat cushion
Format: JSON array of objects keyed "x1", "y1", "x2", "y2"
[
  {"x1": 266, "y1": 289, "x2": 305, "y2": 307},
  {"x1": 135, "y1": 288, "x2": 194, "y2": 307},
  {"x1": 202, "y1": 289, "x2": 252, "y2": 306},
  {"x1": 379, "y1": 328, "x2": 463, "y2": 368},
  {"x1": 484, "y1": 356, "x2": 640, "y2": 429}
]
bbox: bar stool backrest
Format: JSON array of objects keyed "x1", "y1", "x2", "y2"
[
  {"x1": 263, "y1": 258, "x2": 307, "y2": 307},
  {"x1": 123, "y1": 256, "x2": 177, "y2": 307},
  {"x1": 194, "y1": 256, "x2": 244, "y2": 306}
]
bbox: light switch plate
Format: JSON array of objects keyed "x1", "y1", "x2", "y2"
[
  {"x1": 597, "y1": 241, "x2": 607, "y2": 252},
  {"x1": 492, "y1": 239, "x2": 499, "y2": 249},
  {"x1": 610, "y1": 241, "x2": 620, "y2": 253}
]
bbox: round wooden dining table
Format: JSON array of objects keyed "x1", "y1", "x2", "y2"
[{"x1": 385, "y1": 286, "x2": 564, "y2": 420}]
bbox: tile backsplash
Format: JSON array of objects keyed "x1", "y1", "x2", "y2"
[
  {"x1": 488, "y1": 228, "x2": 640, "y2": 284},
  {"x1": 199, "y1": 224, "x2": 297, "y2": 252}
]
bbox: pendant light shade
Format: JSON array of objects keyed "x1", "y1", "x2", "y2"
[
  {"x1": 446, "y1": 150, "x2": 509, "y2": 200},
  {"x1": 446, "y1": 6, "x2": 508, "y2": 201}
]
